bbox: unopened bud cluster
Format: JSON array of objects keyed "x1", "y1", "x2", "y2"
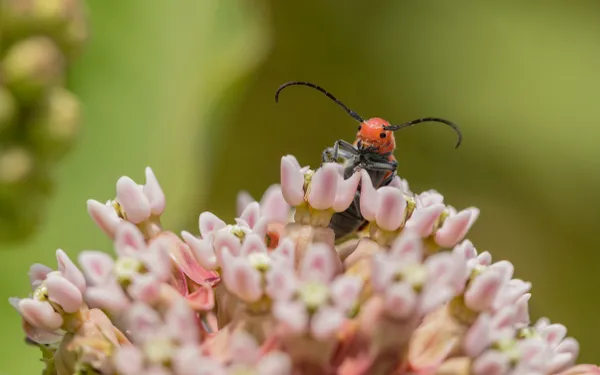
[
  {"x1": 9, "y1": 157, "x2": 598, "y2": 375},
  {"x1": 0, "y1": 0, "x2": 88, "y2": 242}
]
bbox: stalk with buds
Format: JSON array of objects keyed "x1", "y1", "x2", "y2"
[{"x1": 0, "y1": 0, "x2": 88, "y2": 242}]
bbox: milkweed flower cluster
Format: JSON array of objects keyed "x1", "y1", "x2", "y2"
[
  {"x1": 10, "y1": 156, "x2": 598, "y2": 375},
  {"x1": 0, "y1": 0, "x2": 88, "y2": 242}
]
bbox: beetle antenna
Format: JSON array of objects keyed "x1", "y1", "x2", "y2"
[
  {"x1": 275, "y1": 81, "x2": 364, "y2": 123},
  {"x1": 383, "y1": 117, "x2": 462, "y2": 148}
]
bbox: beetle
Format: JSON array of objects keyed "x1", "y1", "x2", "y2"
[{"x1": 275, "y1": 81, "x2": 462, "y2": 240}]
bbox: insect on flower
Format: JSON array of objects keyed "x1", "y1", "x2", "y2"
[{"x1": 275, "y1": 81, "x2": 463, "y2": 240}]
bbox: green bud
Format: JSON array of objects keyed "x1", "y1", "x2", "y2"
[
  {"x1": 0, "y1": 0, "x2": 88, "y2": 59},
  {"x1": 0, "y1": 146, "x2": 34, "y2": 186},
  {"x1": 27, "y1": 87, "x2": 81, "y2": 160},
  {"x1": 2, "y1": 36, "x2": 65, "y2": 103},
  {"x1": 0, "y1": 146, "x2": 54, "y2": 242},
  {"x1": 0, "y1": 85, "x2": 18, "y2": 133}
]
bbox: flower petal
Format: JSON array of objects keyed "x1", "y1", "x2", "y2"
[
  {"x1": 434, "y1": 208, "x2": 479, "y2": 248},
  {"x1": 143, "y1": 167, "x2": 166, "y2": 216},
  {"x1": 311, "y1": 305, "x2": 345, "y2": 340},
  {"x1": 239, "y1": 233, "x2": 267, "y2": 256},
  {"x1": 332, "y1": 171, "x2": 360, "y2": 212},
  {"x1": 359, "y1": 170, "x2": 377, "y2": 221},
  {"x1": 126, "y1": 302, "x2": 162, "y2": 342},
  {"x1": 198, "y1": 211, "x2": 226, "y2": 238},
  {"x1": 389, "y1": 231, "x2": 423, "y2": 263},
  {"x1": 280, "y1": 155, "x2": 305, "y2": 206},
  {"x1": 240, "y1": 201, "x2": 261, "y2": 230},
  {"x1": 114, "y1": 345, "x2": 144, "y2": 375},
  {"x1": 116, "y1": 176, "x2": 151, "y2": 224},
  {"x1": 182, "y1": 231, "x2": 218, "y2": 270},
  {"x1": 308, "y1": 163, "x2": 338, "y2": 210},
  {"x1": 46, "y1": 273, "x2": 83, "y2": 313},
  {"x1": 224, "y1": 259, "x2": 262, "y2": 303},
  {"x1": 18, "y1": 299, "x2": 63, "y2": 331},
  {"x1": 260, "y1": 184, "x2": 290, "y2": 224},
  {"x1": 114, "y1": 222, "x2": 146, "y2": 256},
  {"x1": 165, "y1": 299, "x2": 199, "y2": 344},
  {"x1": 127, "y1": 274, "x2": 160, "y2": 304},
  {"x1": 273, "y1": 300, "x2": 308, "y2": 335},
  {"x1": 371, "y1": 252, "x2": 394, "y2": 292},
  {"x1": 374, "y1": 186, "x2": 406, "y2": 231},
  {"x1": 300, "y1": 243, "x2": 336, "y2": 283},
  {"x1": 186, "y1": 284, "x2": 215, "y2": 311},
  {"x1": 383, "y1": 282, "x2": 416, "y2": 319},
  {"x1": 464, "y1": 269, "x2": 505, "y2": 312},
  {"x1": 265, "y1": 267, "x2": 297, "y2": 301},
  {"x1": 471, "y1": 350, "x2": 510, "y2": 375},
  {"x1": 237, "y1": 190, "x2": 256, "y2": 217},
  {"x1": 464, "y1": 313, "x2": 491, "y2": 357},
  {"x1": 85, "y1": 284, "x2": 130, "y2": 313},
  {"x1": 28, "y1": 263, "x2": 52, "y2": 290},
  {"x1": 56, "y1": 249, "x2": 87, "y2": 293},
  {"x1": 330, "y1": 275, "x2": 363, "y2": 312},
  {"x1": 87, "y1": 199, "x2": 121, "y2": 239},
  {"x1": 143, "y1": 236, "x2": 174, "y2": 281},
  {"x1": 229, "y1": 331, "x2": 259, "y2": 365},
  {"x1": 417, "y1": 190, "x2": 445, "y2": 207},
  {"x1": 78, "y1": 251, "x2": 115, "y2": 286},
  {"x1": 452, "y1": 240, "x2": 477, "y2": 260},
  {"x1": 405, "y1": 204, "x2": 444, "y2": 237}
]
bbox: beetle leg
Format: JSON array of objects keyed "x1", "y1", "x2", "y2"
[
  {"x1": 322, "y1": 147, "x2": 336, "y2": 163},
  {"x1": 337, "y1": 139, "x2": 358, "y2": 154},
  {"x1": 324, "y1": 140, "x2": 358, "y2": 163}
]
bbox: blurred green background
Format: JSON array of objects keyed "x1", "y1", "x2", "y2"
[{"x1": 2, "y1": 0, "x2": 600, "y2": 372}]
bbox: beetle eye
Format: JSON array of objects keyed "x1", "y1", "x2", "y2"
[
  {"x1": 379, "y1": 132, "x2": 386, "y2": 138},
  {"x1": 358, "y1": 125, "x2": 362, "y2": 131}
]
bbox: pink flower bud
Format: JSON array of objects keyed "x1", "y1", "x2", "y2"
[
  {"x1": 435, "y1": 207, "x2": 480, "y2": 248},
  {"x1": 299, "y1": 244, "x2": 337, "y2": 283},
  {"x1": 259, "y1": 184, "x2": 290, "y2": 224},
  {"x1": 405, "y1": 204, "x2": 445, "y2": 236},
  {"x1": 28, "y1": 263, "x2": 52, "y2": 290},
  {"x1": 116, "y1": 176, "x2": 151, "y2": 224},
  {"x1": 18, "y1": 299, "x2": 63, "y2": 331},
  {"x1": 359, "y1": 170, "x2": 406, "y2": 231},
  {"x1": 280, "y1": 155, "x2": 305, "y2": 206},
  {"x1": 87, "y1": 199, "x2": 122, "y2": 239},
  {"x1": 78, "y1": 251, "x2": 115, "y2": 286},
  {"x1": 56, "y1": 249, "x2": 86, "y2": 293},
  {"x1": 45, "y1": 273, "x2": 83, "y2": 313},
  {"x1": 143, "y1": 167, "x2": 165, "y2": 216},
  {"x1": 114, "y1": 222, "x2": 146, "y2": 257},
  {"x1": 198, "y1": 211, "x2": 226, "y2": 238}
]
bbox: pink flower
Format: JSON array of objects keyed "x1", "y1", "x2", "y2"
[
  {"x1": 280, "y1": 156, "x2": 360, "y2": 223},
  {"x1": 114, "y1": 299, "x2": 204, "y2": 374},
  {"x1": 9, "y1": 157, "x2": 597, "y2": 375},
  {"x1": 216, "y1": 232, "x2": 295, "y2": 304},
  {"x1": 270, "y1": 244, "x2": 363, "y2": 340},
  {"x1": 237, "y1": 184, "x2": 291, "y2": 225},
  {"x1": 359, "y1": 170, "x2": 407, "y2": 232},
  {"x1": 87, "y1": 167, "x2": 166, "y2": 237},
  {"x1": 10, "y1": 250, "x2": 87, "y2": 341},
  {"x1": 371, "y1": 231, "x2": 467, "y2": 319}
]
